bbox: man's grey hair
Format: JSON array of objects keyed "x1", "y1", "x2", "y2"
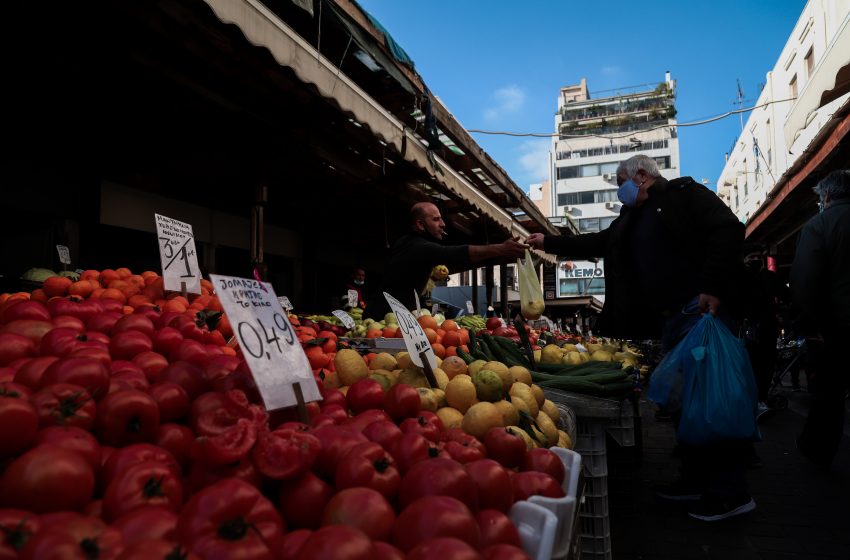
[
  {"x1": 616, "y1": 154, "x2": 661, "y2": 178},
  {"x1": 813, "y1": 169, "x2": 850, "y2": 202}
]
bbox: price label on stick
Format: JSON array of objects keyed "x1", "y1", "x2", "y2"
[
  {"x1": 154, "y1": 214, "x2": 201, "y2": 294},
  {"x1": 466, "y1": 300, "x2": 474, "y2": 314},
  {"x1": 332, "y1": 310, "x2": 355, "y2": 330},
  {"x1": 56, "y1": 245, "x2": 71, "y2": 265},
  {"x1": 347, "y1": 290, "x2": 358, "y2": 308},
  {"x1": 384, "y1": 292, "x2": 437, "y2": 371},
  {"x1": 210, "y1": 274, "x2": 321, "y2": 410},
  {"x1": 278, "y1": 296, "x2": 293, "y2": 312},
  {"x1": 432, "y1": 303, "x2": 439, "y2": 315}
]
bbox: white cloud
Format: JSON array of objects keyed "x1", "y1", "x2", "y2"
[
  {"x1": 484, "y1": 85, "x2": 525, "y2": 122},
  {"x1": 517, "y1": 139, "x2": 551, "y2": 184}
]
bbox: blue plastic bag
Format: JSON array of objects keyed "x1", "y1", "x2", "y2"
[{"x1": 646, "y1": 315, "x2": 707, "y2": 412}]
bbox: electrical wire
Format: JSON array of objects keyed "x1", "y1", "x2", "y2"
[{"x1": 466, "y1": 97, "x2": 798, "y2": 140}]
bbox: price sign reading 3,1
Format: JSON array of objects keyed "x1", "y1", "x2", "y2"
[
  {"x1": 56, "y1": 245, "x2": 71, "y2": 265},
  {"x1": 278, "y1": 296, "x2": 293, "y2": 312},
  {"x1": 154, "y1": 214, "x2": 202, "y2": 294},
  {"x1": 383, "y1": 292, "x2": 437, "y2": 371},
  {"x1": 347, "y1": 290, "x2": 358, "y2": 308},
  {"x1": 332, "y1": 310, "x2": 356, "y2": 330},
  {"x1": 210, "y1": 274, "x2": 321, "y2": 410}
]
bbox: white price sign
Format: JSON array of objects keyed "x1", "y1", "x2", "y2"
[
  {"x1": 56, "y1": 245, "x2": 71, "y2": 265},
  {"x1": 431, "y1": 303, "x2": 439, "y2": 315},
  {"x1": 332, "y1": 310, "x2": 355, "y2": 330},
  {"x1": 466, "y1": 300, "x2": 474, "y2": 314},
  {"x1": 384, "y1": 292, "x2": 437, "y2": 371},
  {"x1": 210, "y1": 274, "x2": 321, "y2": 410},
  {"x1": 347, "y1": 290, "x2": 359, "y2": 308},
  {"x1": 155, "y1": 214, "x2": 201, "y2": 294},
  {"x1": 278, "y1": 296, "x2": 293, "y2": 312}
]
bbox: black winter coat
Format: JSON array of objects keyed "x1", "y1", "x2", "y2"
[{"x1": 544, "y1": 176, "x2": 744, "y2": 339}]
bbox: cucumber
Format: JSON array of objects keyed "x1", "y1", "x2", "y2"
[
  {"x1": 538, "y1": 377, "x2": 607, "y2": 396},
  {"x1": 600, "y1": 381, "x2": 636, "y2": 398},
  {"x1": 456, "y1": 347, "x2": 477, "y2": 365},
  {"x1": 491, "y1": 336, "x2": 531, "y2": 366}
]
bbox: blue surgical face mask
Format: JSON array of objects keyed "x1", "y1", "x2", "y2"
[
  {"x1": 617, "y1": 178, "x2": 640, "y2": 207},
  {"x1": 353, "y1": 279, "x2": 364, "y2": 286}
]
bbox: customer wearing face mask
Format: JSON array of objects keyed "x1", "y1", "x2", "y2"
[
  {"x1": 527, "y1": 154, "x2": 752, "y2": 521},
  {"x1": 341, "y1": 266, "x2": 368, "y2": 310}
]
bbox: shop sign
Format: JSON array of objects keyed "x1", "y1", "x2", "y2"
[{"x1": 154, "y1": 214, "x2": 201, "y2": 294}]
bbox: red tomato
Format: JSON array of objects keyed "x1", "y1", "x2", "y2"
[
  {"x1": 511, "y1": 471, "x2": 566, "y2": 501},
  {"x1": 159, "y1": 361, "x2": 210, "y2": 400},
  {"x1": 111, "y1": 314, "x2": 155, "y2": 337},
  {"x1": 155, "y1": 423, "x2": 195, "y2": 470},
  {"x1": 390, "y1": 432, "x2": 445, "y2": 474},
  {"x1": 321, "y1": 487, "x2": 395, "y2": 541},
  {"x1": 0, "y1": 509, "x2": 41, "y2": 558},
  {"x1": 111, "y1": 506, "x2": 178, "y2": 547},
  {"x1": 346, "y1": 378, "x2": 386, "y2": 415},
  {"x1": 0, "y1": 334, "x2": 36, "y2": 366},
  {"x1": 0, "y1": 445, "x2": 94, "y2": 513},
  {"x1": 176, "y1": 478, "x2": 285, "y2": 559},
  {"x1": 475, "y1": 510, "x2": 521, "y2": 548},
  {"x1": 109, "y1": 330, "x2": 153, "y2": 360},
  {"x1": 19, "y1": 516, "x2": 123, "y2": 559},
  {"x1": 362, "y1": 419, "x2": 404, "y2": 450},
  {"x1": 12, "y1": 356, "x2": 59, "y2": 389},
  {"x1": 2, "y1": 301, "x2": 50, "y2": 323},
  {"x1": 51, "y1": 315, "x2": 86, "y2": 332},
  {"x1": 152, "y1": 327, "x2": 184, "y2": 356},
  {"x1": 481, "y1": 544, "x2": 531, "y2": 560},
  {"x1": 48, "y1": 299, "x2": 101, "y2": 324},
  {"x1": 252, "y1": 428, "x2": 320, "y2": 480},
  {"x1": 149, "y1": 382, "x2": 190, "y2": 422},
  {"x1": 116, "y1": 540, "x2": 200, "y2": 560},
  {"x1": 373, "y1": 542, "x2": 406, "y2": 560},
  {"x1": 30, "y1": 383, "x2": 97, "y2": 431},
  {"x1": 193, "y1": 418, "x2": 258, "y2": 467},
  {"x1": 131, "y1": 351, "x2": 169, "y2": 383},
  {"x1": 100, "y1": 443, "x2": 180, "y2": 491},
  {"x1": 280, "y1": 529, "x2": 312, "y2": 560},
  {"x1": 202, "y1": 354, "x2": 241, "y2": 382},
  {"x1": 399, "y1": 457, "x2": 478, "y2": 511},
  {"x1": 465, "y1": 459, "x2": 514, "y2": 512},
  {"x1": 407, "y1": 537, "x2": 482, "y2": 560},
  {"x1": 444, "y1": 440, "x2": 487, "y2": 464},
  {"x1": 33, "y1": 426, "x2": 101, "y2": 473},
  {"x1": 39, "y1": 328, "x2": 86, "y2": 357},
  {"x1": 170, "y1": 339, "x2": 211, "y2": 367},
  {"x1": 295, "y1": 525, "x2": 374, "y2": 560},
  {"x1": 40, "y1": 357, "x2": 110, "y2": 400},
  {"x1": 277, "y1": 471, "x2": 334, "y2": 529},
  {"x1": 0, "y1": 389, "x2": 38, "y2": 457},
  {"x1": 344, "y1": 409, "x2": 393, "y2": 433},
  {"x1": 335, "y1": 441, "x2": 401, "y2": 500},
  {"x1": 108, "y1": 370, "x2": 150, "y2": 394},
  {"x1": 85, "y1": 311, "x2": 123, "y2": 334},
  {"x1": 318, "y1": 403, "x2": 348, "y2": 424},
  {"x1": 521, "y1": 448, "x2": 566, "y2": 484},
  {"x1": 400, "y1": 413, "x2": 444, "y2": 442},
  {"x1": 95, "y1": 389, "x2": 160, "y2": 447},
  {"x1": 384, "y1": 383, "x2": 421, "y2": 421},
  {"x1": 103, "y1": 460, "x2": 184, "y2": 521},
  {"x1": 392, "y1": 496, "x2": 480, "y2": 552},
  {"x1": 311, "y1": 425, "x2": 368, "y2": 479},
  {"x1": 319, "y1": 386, "x2": 346, "y2": 408},
  {"x1": 484, "y1": 428, "x2": 527, "y2": 469},
  {"x1": 186, "y1": 457, "x2": 261, "y2": 494}
]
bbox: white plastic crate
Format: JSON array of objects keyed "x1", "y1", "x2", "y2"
[
  {"x1": 508, "y1": 501, "x2": 558, "y2": 560},
  {"x1": 579, "y1": 492, "x2": 609, "y2": 517},
  {"x1": 580, "y1": 533, "x2": 613, "y2": 556},
  {"x1": 579, "y1": 514, "x2": 611, "y2": 538},
  {"x1": 582, "y1": 474, "x2": 608, "y2": 498},
  {"x1": 528, "y1": 447, "x2": 582, "y2": 560},
  {"x1": 606, "y1": 406, "x2": 636, "y2": 447}
]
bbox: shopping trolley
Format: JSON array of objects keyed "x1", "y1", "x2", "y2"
[{"x1": 766, "y1": 338, "x2": 806, "y2": 410}]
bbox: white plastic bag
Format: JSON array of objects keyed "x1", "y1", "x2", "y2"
[{"x1": 518, "y1": 250, "x2": 545, "y2": 320}]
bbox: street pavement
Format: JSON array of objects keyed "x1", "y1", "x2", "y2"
[{"x1": 607, "y1": 388, "x2": 850, "y2": 560}]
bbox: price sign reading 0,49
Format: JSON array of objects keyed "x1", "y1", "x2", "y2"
[{"x1": 209, "y1": 274, "x2": 321, "y2": 410}]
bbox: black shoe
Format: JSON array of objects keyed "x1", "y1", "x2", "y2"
[
  {"x1": 688, "y1": 495, "x2": 756, "y2": 521},
  {"x1": 654, "y1": 480, "x2": 702, "y2": 501}
]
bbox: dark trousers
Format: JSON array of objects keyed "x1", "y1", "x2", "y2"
[{"x1": 799, "y1": 334, "x2": 849, "y2": 466}]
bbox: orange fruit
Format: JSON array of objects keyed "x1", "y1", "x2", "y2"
[
  {"x1": 366, "y1": 329, "x2": 382, "y2": 338},
  {"x1": 441, "y1": 355, "x2": 468, "y2": 379},
  {"x1": 382, "y1": 327, "x2": 397, "y2": 338},
  {"x1": 424, "y1": 328, "x2": 437, "y2": 343},
  {"x1": 431, "y1": 343, "x2": 446, "y2": 359},
  {"x1": 68, "y1": 280, "x2": 95, "y2": 298},
  {"x1": 441, "y1": 320, "x2": 459, "y2": 332},
  {"x1": 43, "y1": 276, "x2": 72, "y2": 298},
  {"x1": 417, "y1": 315, "x2": 438, "y2": 331},
  {"x1": 101, "y1": 288, "x2": 127, "y2": 305},
  {"x1": 442, "y1": 331, "x2": 462, "y2": 348}
]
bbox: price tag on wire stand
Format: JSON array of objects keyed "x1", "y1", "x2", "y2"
[
  {"x1": 155, "y1": 214, "x2": 202, "y2": 294},
  {"x1": 347, "y1": 290, "x2": 359, "y2": 308},
  {"x1": 332, "y1": 310, "x2": 355, "y2": 330},
  {"x1": 278, "y1": 296, "x2": 294, "y2": 312},
  {"x1": 56, "y1": 245, "x2": 71, "y2": 265},
  {"x1": 384, "y1": 292, "x2": 437, "y2": 371},
  {"x1": 211, "y1": 274, "x2": 321, "y2": 410},
  {"x1": 466, "y1": 300, "x2": 474, "y2": 314}
]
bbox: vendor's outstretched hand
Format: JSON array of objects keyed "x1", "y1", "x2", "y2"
[
  {"x1": 502, "y1": 237, "x2": 529, "y2": 258},
  {"x1": 526, "y1": 233, "x2": 545, "y2": 250}
]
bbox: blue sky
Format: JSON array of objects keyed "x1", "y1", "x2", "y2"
[{"x1": 357, "y1": 0, "x2": 804, "y2": 193}]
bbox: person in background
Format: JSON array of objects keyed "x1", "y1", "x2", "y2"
[
  {"x1": 341, "y1": 266, "x2": 368, "y2": 310},
  {"x1": 363, "y1": 201, "x2": 527, "y2": 320},
  {"x1": 527, "y1": 154, "x2": 753, "y2": 522},
  {"x1": 790, "y1": 169, "x2": 850, "y2": 469}
]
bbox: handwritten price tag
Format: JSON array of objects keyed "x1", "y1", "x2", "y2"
[
  {"x1": 154, "y1": 214, "x2": 201, "y2": 294},
  {"x1": 278, "y1": 296, "x2": 293, "y2": 312},
  {"x1": 347, "y1": 290, "x2": 358, "y2": 308},
  {"x1": 56, "y1": 245, "x2": 71, "y2": 265},
  {"x1": 332, "y1": 310, "x2": 356, "y2": 330},
  {"x1": 466, "y1": 300, "x2": 474, "y2": 314},
  {"x1": 384, "y1": 292, "x2": 437, "y2": 371},
  {"x1": 211, "y1": 274, "x2": 321, "y2": 410}
]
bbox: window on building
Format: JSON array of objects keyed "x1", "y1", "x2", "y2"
[
  {"x1": 600, "y1": 216, "x2": 617, "y2": 229},
  {"x1": 559, "y1": 278, "x2": 606, "y2": 296},
  {"x1": 578, "y1": 218, "x2": 600, "y2": 233},
  {"x1": 804, "y1": 48, "x2": 815, "y2": 78},
  {"x1": 556, "y1": 166, "x2": 579, "y2": 180},
  {"x1": 789, "y1": 74, "x2": 798, "y2": 98},
  {"x1": 654, "y1": 156, "x2": 671, "y2": 169},
  {"x1": 743, "y1": 159, "x2": 748, "y2": 197}
]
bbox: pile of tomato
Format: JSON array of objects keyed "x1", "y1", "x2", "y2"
[{"x1": 0, "y1": 284, "x2": 567, "y2": 560}]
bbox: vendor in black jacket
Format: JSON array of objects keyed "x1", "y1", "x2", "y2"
[
  {"x1": 528, "y1": 154, "x2": 753, "y2": 522},
  {"x1": 363, "y1": 201, "x2": 528, "y2": 320}
]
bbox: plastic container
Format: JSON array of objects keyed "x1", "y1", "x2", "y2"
[
  {"x1": 578, "y1": 491, "x2": 609, "y2": 517},
  {"x1": 509, "y1": 501, "x2": 558, "y2": 560},
  {"x1": 527, "y1": 447, "x2": 582, "y2": 560},
  {"x1": 605, "y1": 405, "x2": 636, "y2": 447}
]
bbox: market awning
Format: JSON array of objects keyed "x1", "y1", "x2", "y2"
[{"x1": 202, "y1": 0, "x2": 554, "y2": 262}]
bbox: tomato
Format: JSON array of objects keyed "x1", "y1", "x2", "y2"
[
  {"x1": 85, "y1": 311, "x2": 124, "y2": 334},
  {"x1": 170, "y1": 339, "x2": 211, "y2": 368},
  {"x1": 12, "y1": 357, "x2": 58, "y2": 389},
  {"x1": 94, "y1": 389, "x2": 160, "y2": 446},
  {"x1": 186, "y1": 457, "x2": 261, "y2": 494},
  {"x1": 362, "y1": 419, "x2": 403, "y2": 450},
  {"x1": 39, "y1": 328, "x2": 87, "y2": 357},
  {"x1": 280, "y1": 529, "x2": 312, "y2": 560},
  {"x1": 0, "y1": 390, "x2": 38, "y2": 457},
  {"x1": 407, "y1": 538, "x2": 481, "y2": 560},
  {"x1": 311, "y1": 425, "x2": 368, "y2": 479},
  {"x1": 321, "y1": 487, "x2": 395, "y2": 542},
  {"x1": 399, "y1": 457, "x2": 478, "y2": 511},
  {"x1": 31, "y1": 383, "x2": 97, "y2": 431},
  {"x1": 0, "y1": 445, "x2": 94, "y2": 513},
  {"x1": 295, "y1": 525, "x2": 374, "y2": 560},
  {"x1": 159, "y1": 361, "x2": 210, "y2": 400},
  {"x1": 202, "y1": 354, "x2": 240, "y2": 383},
  {"x1": 193, "y1": 418, "x2": 258, "y2": 467},
  {"x1": 155, "y1": 423, "x2": 195, "y2": 470},
  {"x1": 481, "y1": 544, "x2": 531, "y2": 560},
  {"x1": 390, "y1": 432, "x2": 444, "y2": 474},
  {"x1": 318, "y1": 403, "x2": 348, "y2": 424},
  {"x1": 475, "y1": 510, "x2": 521, "y2": 548},
  {"x1": 484, "y1": 428, "x2": 527, "y2": 469},
  {"x1": 117, "y1": 540, "x2": 200, "y2": 560},
  {"x1": 0, "y1": 509, "x2": 40, "y2": 558},
  {"x1": 108, "y1": 370, "x2": 150, "y2": 394},
  {"x1": 149, "y1": 382, "x2": 189, "y2": 422},
  {"x1": 152, "y1": 327, "x2": 184, "y2": 356},
  {"x1": 128, "y1": 352, "x2": 167, "y2": 384},
  {"x1": 465, "y1": 459, "x2": 514, "y2": 513},
  {"x1": 111, "y1": 314, "x2": 155, "y2": 338},
  {"x1": 319, "y1": 386, "x2": 347, "y2": 409},
  {"x1": 100, "y1": 443, "x2": 180, "y2": 493},
  {"x1": 103, "y1": 460, "x2": 183, "y2": 521},
  {"x1": 277, "y1": 471, "x2": 333, "y2": 529},
  {"x1": 383, "y1": 383, "x2": 421, "y2": 421},
  {"x1": 510, "y1": 471, "x2": 566, "y2": 501},
  {"x1": 252, "y1": 428, "x2": 320, "y2": 479},
  {"x1": 33, "y1": 426, "x2": 101, "y2": 473},
  {"x1": 392, "y1": 496, "x2": 480, "y2": 552},
  {"x1": 344, "y1": 409, "x2": 392, "y2": 433},
  {"x1": 176, "y1": 478, "x2": 284, "y2": 559},
  {"x1": 111, "y1": 506, "x2": 178, "y2": 547},
  {"x1": 521, "y1": 448, "x2": 566, "y2": 484},
  {"x1": 48, "y1": 299, "x2": 101, "y2": 324},
  {"x1": 19, "y1": 516, "x2": 123, "y2": 560},
  {"x1": 40, "y1": 357, "x2": 110, "y2": 400},
  {"x1": 373, "y1": 542, "x2": 405, "y2": 560},
  {"x1": 0, "y1": 334, "x2": 36, "y2": 366},
  {"x1": 401, "y1": 413, "x2": 443, "y2": 442},
  {"x1": 346, "y1": 378, "x2": 385, "y2": 415},
  {"x1": 335, "y1": 441, "x2": 401, "y2": 500},
  {"x1": 2, "y1": 301, "x2": 50, "y2": 323},
  {"x1": 0, "y1": 380, "x2": 31, "y2": 398},
  {"x1": 444, "y1": 440, "x2": 487, "y2": 464},
  {"x1": 109, "y1": 331, "x2": 153, "y2": 361},
  {"x1": 51, "y1": 315, "x2": 86, "y2": 332}
]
